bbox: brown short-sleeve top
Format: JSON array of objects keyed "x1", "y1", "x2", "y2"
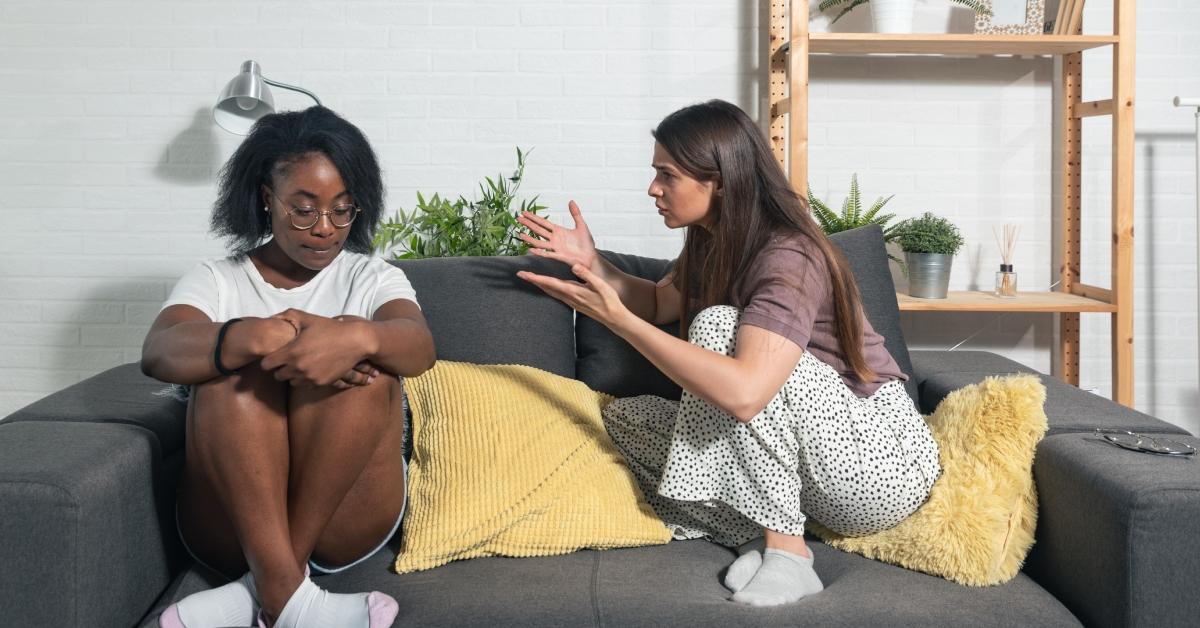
[{"x1": 700, "y1": 232, "x2": 906, "y2": 397}]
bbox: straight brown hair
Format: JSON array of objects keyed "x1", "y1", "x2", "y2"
[{"x1": 654, "y1": 99, "x2": 876, "y2": 383}]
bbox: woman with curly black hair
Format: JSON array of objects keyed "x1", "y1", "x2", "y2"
[{"x1": 142, "y1": 106, "x2": 433, "y2": 628}]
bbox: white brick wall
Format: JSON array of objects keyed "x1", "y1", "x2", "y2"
[{"x1": 0, "y1": 0, "x2": 1197, "y2": 434}]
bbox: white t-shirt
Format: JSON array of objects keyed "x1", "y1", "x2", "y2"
[{"x1": 162, "y1": 250, "x2": 419, "y2": 322}]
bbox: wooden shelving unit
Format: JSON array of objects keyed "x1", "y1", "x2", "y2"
[{"x1": 769, "y1": 1, "x2": 1136, "y2": 406}]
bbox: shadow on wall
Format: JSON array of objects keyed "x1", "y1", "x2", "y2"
[
  {"x1": 41, "y1": 279, "x2": 171, "y2": 399},
  {"x1": 900, "y1": 311, "x2": 1054, "y2": 365},
  {"x1": 154, "y1": 107, "x2": 221, "y2": 185},
  {"x1": 1135, "y1": 130, "x2": 1196, "y2": 417}
]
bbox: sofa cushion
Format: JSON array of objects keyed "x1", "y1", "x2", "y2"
[
  {"x1": 393, "y1": 255, "x2": 578, "y2": 377},
  {"x1": 909, "y1": 349, "x2": 1038, "y2": 391},
  {"x1": 916, "y1": 369, "x2": 1185, "y2": 436},
  {"x1": 141, "y1": 538, "x2": 1081, "y2": 627},
  {"x1": 396, "y1": 361, "x2": 670, "y2": 573},
  {"x1": 3, "y1": 363, "x2": 186, "y2": 455},
  {"x1": 827, "y1": 224, "x2": 917, "y2": 401},
  {"x1": 575, "y1": 251, "x2": 683, "y2": 399}
]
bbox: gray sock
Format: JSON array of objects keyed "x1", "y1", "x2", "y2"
[
  {"x1": 730, "y1": 549, "x2": 824, "y2": 606},
  {"x1": 723, "y1": 538, "x2": 765, "y2": 593}
]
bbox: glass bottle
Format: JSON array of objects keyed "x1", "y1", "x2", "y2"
[{"x1": 995, "y1": 264, "x2": 1017, "y2": 298}]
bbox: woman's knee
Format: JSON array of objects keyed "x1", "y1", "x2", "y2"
[
  {"x1": 687, "y1": 305, "x2": 741, "y2": 351},
  {"x1": 289, "y1": 375, "x2": 399, "y2": 426},
  {"x1": 193, "y1": 362, "x2": 278, "y2": 395}
]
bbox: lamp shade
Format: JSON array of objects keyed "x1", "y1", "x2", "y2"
[{"x1": 213, "y1": 60, "x2": 276, "y2": 135}]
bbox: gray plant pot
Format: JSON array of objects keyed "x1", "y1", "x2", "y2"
[{"x1": 905, "y1": 251, "x2": 954, "y2": 299}]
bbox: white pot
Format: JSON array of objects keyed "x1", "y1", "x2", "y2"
[{"x1": 871, "y1": 0, "x2": 916, "y2": 33}]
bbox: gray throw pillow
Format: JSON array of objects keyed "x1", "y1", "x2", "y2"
[
  {"x1": 827, "y1": 225, "x2": 917, "y2": 401},
  {"x1": 393, "y1": 255, "x2": 578, "y2": 378}
]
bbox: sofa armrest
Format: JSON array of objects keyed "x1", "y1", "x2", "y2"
[
  {"x1": 1024, "y1": 433, "x2": 1200, "y2": 628},
  {"x1": 910, "y1": 350, "x2": 1186, "y2": 436},
  {"x1": 0, "y1": 421, "x2": 182, "y2": 628},
  {"x1": 4, "y1": 363, "x2": 187, "y2": 456}
]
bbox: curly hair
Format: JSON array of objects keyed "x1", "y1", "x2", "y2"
[{"x1": 211, "y1": 106, "x2": 384, "y2": 255}]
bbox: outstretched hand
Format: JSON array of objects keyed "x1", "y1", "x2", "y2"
[
  {"x1": 517, "y1": 263, "x2": 633, "y2": 332},
  {"x1": 260, "y1": 309, "x2": 380, "y2": 389},
  {"x1": 517, "y1": 200, "x2": 598, "y2": 271}
]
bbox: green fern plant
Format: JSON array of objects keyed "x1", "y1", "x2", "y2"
[
  {"x1": 373, "y1": 147, "x2": 547, "y2": 259},
  {"x1": 808, "y1": 174, "x2": 901, "y2": 262},
  {"x1": 818, "y1": 0, "x2": 991, "y2": 24}
]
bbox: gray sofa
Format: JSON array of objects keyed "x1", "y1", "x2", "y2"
[{"x1": 2, "y1": 226, "x2": 1198, "y2": 628}]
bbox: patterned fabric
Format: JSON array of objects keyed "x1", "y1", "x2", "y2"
[
  {"x1": 603, "y1": 305, "x2": 940, "y2": 548},
  {"x1": 807, "y1": 374, "x2": 1049, "y2": 586},
  {"x1": 395, "y1": 361, "x2": 671, "y2": 573}
]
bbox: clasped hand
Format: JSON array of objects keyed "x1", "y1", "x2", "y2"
[{"x1": 258, "y1": 309, "x2": 380, "y2": 389}]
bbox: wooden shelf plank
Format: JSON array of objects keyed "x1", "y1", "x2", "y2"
[
  {"x1": 808, "y1": 33, "x2": 1118, "y2": 56},
  {"x1": 897, "y1": 290, "x2": 1118, "y2": 312}
]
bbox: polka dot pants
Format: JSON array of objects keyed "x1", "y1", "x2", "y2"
[{"x1": 603, "y1": 305, "x2": 941, "y2": 548}]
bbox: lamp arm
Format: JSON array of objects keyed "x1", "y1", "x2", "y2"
[{"x1": 262, "y1": 77, "x2": 322, "y2": 106}]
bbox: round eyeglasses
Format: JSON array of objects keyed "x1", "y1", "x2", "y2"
[
  {"x1": 283, "y1": 204, "x2": 360, "y2": 230},
  {"x1": 1095, "y1": 429, "x2": 1196, "y2": 457}
]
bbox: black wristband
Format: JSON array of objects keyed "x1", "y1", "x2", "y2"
[{"x1": 213, "y1": 318, "x2": 244, "y2": 376}]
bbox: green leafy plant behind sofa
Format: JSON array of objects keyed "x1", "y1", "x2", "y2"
[
  {"x1": 374, "y1": 147, "x2": 547, "y2": 259},
  {"x1": 808, "y1": 173, "x2": 901, "y2": 263}
]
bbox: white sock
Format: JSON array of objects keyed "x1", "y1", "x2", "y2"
[
  {"x1": 168, "y1": 571, "x2": 258, "y2": 627},
  {"x1": 723, "y1": 537, "x2": 765, "y2": 593},
  {"x1": 273, "y1": 576, "x2": 397, "y2": 628},
  {"x1": 730, "y1": 549, "x2": 824, "y2": 607}
]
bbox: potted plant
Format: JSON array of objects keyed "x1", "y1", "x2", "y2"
[
  {"x1": 373, "y1": 147, "x2": 547, "y2": 259},
  {"x1": 894, "y1": 212, "x2": 964, "y2": 299},
  {"x1": 809, "y1": 173, "x2": 901, "y2": 263},
  {"x1": 818, "y1": 0, "x2": 991, "y2": 34}
]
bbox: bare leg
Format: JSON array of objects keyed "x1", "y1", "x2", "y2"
[
  {"x1": 177, "y1": 367, "x2": 405, "y2": 623},
  {"x1": 764, "y1": 528, "x2": 810, "y2": 558},
  {"x1": 285, "y1": 376, "x2": 406, "y2": 573},
  {"x1": 176, "y1": 364, "x2": 301, "y2": 607}
]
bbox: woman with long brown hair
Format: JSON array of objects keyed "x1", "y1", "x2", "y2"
[{"x1": 517, "y1": 99, "x2": 940, "y2": 606}]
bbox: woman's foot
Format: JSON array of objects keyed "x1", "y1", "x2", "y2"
[
  {"x1": 729, "y1": 548, "x2": 824, "y2": 606},
  {"x1": 159, "y1": 571, "x2": 258, "y2": 628},
  {"x1": 267, "y1": 576, "x2": 398, "y2": 628},
  {"x1": 723, "y1": 537, "x2": 766, "y2": 593}
]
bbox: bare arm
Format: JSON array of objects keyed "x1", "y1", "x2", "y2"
[
  {"x1": 140, "y1": 304, "x2": 297, "y2": 385},
  {"x1": 356, "y1": 299, "x2": 436, "y2": 377},
  {"x1": 616, "y1": 315, "x2": 801, "y2": 422},
  {"x1": 518, "y1": 201, "x2": 681, "y2": 325},
  {"x1": 588, "y1": 255, "x2": 683, "y2": 325},
  {"x1": 519, "y1": 266, "x2": 800, "y2": 422}
]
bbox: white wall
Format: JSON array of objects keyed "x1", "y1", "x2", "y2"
[{"x1": 0, "y1": 0, "x2": 1196, "y2": 433}]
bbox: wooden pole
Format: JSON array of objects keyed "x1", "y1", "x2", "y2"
[{"x1": 1111, "y1": 0, "x2": 1136, "y2": 406}]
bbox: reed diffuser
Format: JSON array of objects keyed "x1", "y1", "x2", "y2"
[{"x1": 994, "y1": 224, "x2": 1020, "y2": 298}]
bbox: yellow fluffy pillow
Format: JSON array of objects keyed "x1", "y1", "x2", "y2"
[
  {"x1": 808, "y1": 374, "x2": 1048, "y2": 586},
  {"x1": 395, "y1": 361, "x2": 671, "y2": 573}
]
